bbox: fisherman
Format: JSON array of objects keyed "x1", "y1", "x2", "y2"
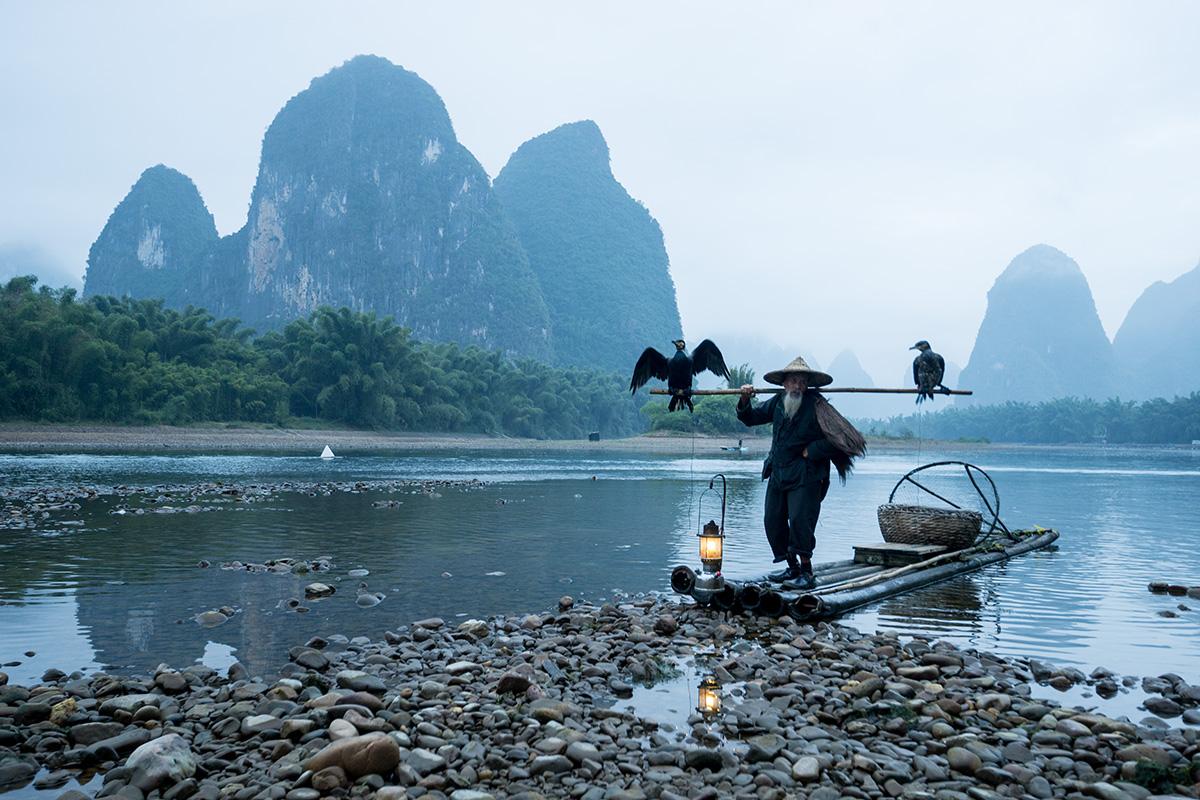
[{"x1": 737, "y1": 356, "x2": 865, "y2": 589}]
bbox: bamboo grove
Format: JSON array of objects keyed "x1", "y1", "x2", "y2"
[{"x1": 0, "y1": 277, "x2": 644, "y2": 438}]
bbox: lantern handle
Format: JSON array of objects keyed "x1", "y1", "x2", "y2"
[{"x1": 696, "y1": 473, "x2": 727, "y2": 535}]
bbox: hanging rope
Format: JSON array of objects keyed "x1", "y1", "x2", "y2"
[{"x1": 687, "y1": 408, "x2": 698, "y2": 513}]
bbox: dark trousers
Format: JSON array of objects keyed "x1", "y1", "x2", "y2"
[{"x1": 764, "y1": 479, "x2": 830, "y2": 563}]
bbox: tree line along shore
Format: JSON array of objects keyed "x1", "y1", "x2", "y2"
[{"x1": 3, "y1": 278, "x2": 1198, "y2": 446}]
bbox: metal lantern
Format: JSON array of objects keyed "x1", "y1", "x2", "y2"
[
  {"x1": 691, "y1": 474, "x2": 727, "y2": 604},
  {"x1": 698, "y1": 519, "x2": 723, "y2": 570},
  {"x1": 696, "y1": 674, "x2": 722, "y2": 718}
]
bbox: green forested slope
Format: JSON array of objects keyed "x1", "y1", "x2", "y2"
[
  {"x1": 0, "y1": 277, "x2": 642, "y2": 438},
  {"x1": 495, "y1": 120, "x2": 682, "y2": 371}
]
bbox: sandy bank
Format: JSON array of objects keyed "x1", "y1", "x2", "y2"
[
  {"x1": 0, "y1": 424, "x2": 765, "y2": 456},
  {"x1": 0, "y1": 423, "x2": 980, "y2": 457}
]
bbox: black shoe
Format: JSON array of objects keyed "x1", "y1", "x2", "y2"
[
  {"x1": 782, "y1": 572, "x2": 816, "y2": 591},
  {"x1": 767, "y1": 565, "x2": 800, "y2": 582}
]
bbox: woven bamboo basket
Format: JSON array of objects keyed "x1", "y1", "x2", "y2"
[{"x1": 876, "y1": 503, "x2": 983, "y2": 550}]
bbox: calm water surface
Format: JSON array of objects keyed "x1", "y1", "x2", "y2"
[{"x1": 2, "y1": 443, "x2": 1198, "y2": 722}]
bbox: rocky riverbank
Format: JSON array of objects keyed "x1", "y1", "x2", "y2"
[{"x1": 2, "y1": 596, "x2": 1198, "y2": 800}]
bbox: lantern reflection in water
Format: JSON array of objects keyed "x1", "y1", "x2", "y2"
[{"x1": 696, "y1": 674, "x2": 722, "y2": 719}]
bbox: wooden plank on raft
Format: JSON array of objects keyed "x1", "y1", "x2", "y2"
[{"x1": 853, "y1": 542, "x2": 950, "y2": 567}]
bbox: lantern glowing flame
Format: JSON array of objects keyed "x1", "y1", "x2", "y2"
[
  {"x1": 698, "y1": 519, "x2": 723, "y2": 572},
  {"x1": 697, "y1": 675, "x2": 722, "y2": 717}
]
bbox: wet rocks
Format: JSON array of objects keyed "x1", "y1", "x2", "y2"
[
  {"x1": 496, "y1": 671, "x2": 534, "y2": 695},
  {"x1": 354, "y1": 589, "x2": 385, "y2": 608},
  {"x1": 1143, "y1": 696, "x2": 1183, "y2": 717},
  {"x1": 3, "y1": 594, "x2": 1200, "y2": 800},
  {"x1": 311, "y1": 765, "x2": 348, "y2": 792},
  {"x1": 193, "y1": 609, "x2": 228, "y2": 627},
  {"x1": 335, "y1": 669, "x2": 385, "y2": 693},
  {"x1": 0, "y1": 757, "x2": 37, "y2": 790},
  {"x1": 303, "y1": 582, "x2": 335, "y2": 599},
  {"x1": 125, "y1": 733, "x2": 196, "y2": 790},
  {"x1": 947, "y1": 746, "x2": 983, "y2": 773},
  {"x1": 530, "y1": 754, "x2": 572, "y2": 775},
  {"x1": 792, "y1": 756, "x2": 821, "y2": 782},
  {"x1": 287, "y1": 646, "x2": 328, "y2": 670},
  {"x1": 302, "y1": 732, "x2": 401, "y2": 778},
  {"x1": 69, "y1": 721, "x2": 125, "y2": 745},
  {"x1": 684, "y1": 748, "x2": 724, "y2": 771}
]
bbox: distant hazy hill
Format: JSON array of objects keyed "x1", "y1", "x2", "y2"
[
  {"x1": 85, "y1": 56, "x2": 558, "y2": 359},
  {"x1": 494, "y1": 121, "x2": 681, "y2": 371},
  {"x1": 701, "y1": 334, "x2": 819, "y2": 389},
  {"x1": 86, "y1": 165, "x2": 218, "y2": 302},
  {"x1": 825, "y1": 349, "x2": 884, "y2": 419},
  {"x1": 823, "y1": 349, "x2": 962, "y2": 420},
  {"x1": 1113, "y1": 262, "x2": 1200, "y2": 400},
  {"x1": 958, "y1": 245, "x2": 1117, "y2": 404}
]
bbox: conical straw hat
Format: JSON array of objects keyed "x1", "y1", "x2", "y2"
[{"x1": 763, "y1": 355, "x2": 833, "y2": 387}]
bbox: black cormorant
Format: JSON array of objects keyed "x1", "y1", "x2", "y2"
[
  {"x1": 910, "y1": 340, "x2": 947, "y2": 404},
  {"x1": 630, "y1": 339, "x2": 730, "y2": 412}
]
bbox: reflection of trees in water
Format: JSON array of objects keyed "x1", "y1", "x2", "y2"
[
  {"x1": 78, "y1": 564, "x2": 307, "y2": 676},
  {"x1": 71, "y1": 481, "x2": 689, "y2": 675}
]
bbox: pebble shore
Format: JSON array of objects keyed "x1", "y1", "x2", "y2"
[{"x1": 2, "y1": 596, "x2": 1198, "y2": 800}]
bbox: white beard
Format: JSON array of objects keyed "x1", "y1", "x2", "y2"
[{"x1": 783, "y1": 390, "x2": 804, "y2": 419}]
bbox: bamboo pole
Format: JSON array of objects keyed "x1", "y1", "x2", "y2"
[{"x1": 649, "y1": 387, "x2": 973, "y2": 396}]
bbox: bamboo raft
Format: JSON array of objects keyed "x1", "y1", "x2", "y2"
[{"x1": 670, "y1": 529, "x2": 1058, "y2": 621}]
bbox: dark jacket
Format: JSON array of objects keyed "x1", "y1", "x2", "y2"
[{"x1": 737, "y1": 390, "x2": 836, "y2": 489}]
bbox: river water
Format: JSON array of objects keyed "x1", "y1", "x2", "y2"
[{"x1": 1, "y1": 442, "x2": 1198, "y2": 723}]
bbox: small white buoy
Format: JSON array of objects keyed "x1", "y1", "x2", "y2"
[{"x1": 320, "y1": 445, "x2": 335, "y2": 459}]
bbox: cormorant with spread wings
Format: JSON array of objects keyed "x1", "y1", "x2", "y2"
[{"x1": 630, "y1": 339, "x2": 731, "y2": 412}]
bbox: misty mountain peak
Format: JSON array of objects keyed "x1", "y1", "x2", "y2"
[
  {"x1": 959, "y1": 245, "x2": 1116, "y2": 404},
  {"x1": 1113, "y1": 261, "x2": 1200, "y2": 399},
  {"x1": 494, "y1": 120, "x2": 681, "y2": 371},
  {"x1": 997, "y1": 244, "x2": 1085, "y2": 284},
  {"x1": 84, "y1": 164, "x2": 217, "y2": 299},
  {"x1": 234, "y1": 55, "x2": 553, "y2": 356},
  {"x1": 828, "y1": 349, "x2": 873, "y2": 385},
  {"x1": 502, "y1": 120, "x2": 612, "y2": 179},
  {"x1": 81, "y1": 58, "x2": 687, "y2": 367}
]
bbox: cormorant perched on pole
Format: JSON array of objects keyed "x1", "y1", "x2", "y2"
[
  {"x1": 630, "y1": 339, "x2": 730, "y2": 412},
  {"x1": 910, "y1": 340, "x2": 948, "y2": 404}
]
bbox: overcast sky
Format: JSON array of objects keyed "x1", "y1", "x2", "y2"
[{"x1": 2, "y1": 2, "x2": 1197, "y2": 382}]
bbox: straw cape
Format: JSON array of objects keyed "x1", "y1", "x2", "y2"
[
  {"x1": 763, "y1": 354, "x2": 867, "y2": 481},
  {"x1": 763, "y1": 355, "x2": 833, "y2": 387},
  {"x1": 814, "y1": 395, "x2": 867, "y2": 482}
]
